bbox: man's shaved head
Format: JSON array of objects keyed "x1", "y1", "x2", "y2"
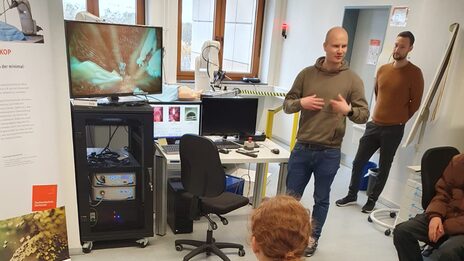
[{"x1": 324, "y1": 27, "x2": 348, "y2": 43}]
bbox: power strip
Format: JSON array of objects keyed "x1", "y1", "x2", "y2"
[
  {"x1": 92, "y1": 186, "x2": 136, "y2": 201},
  {"x1": 92, "y1": 172, "x2": 136, "y2": 187}
]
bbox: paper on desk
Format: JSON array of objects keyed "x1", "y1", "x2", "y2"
[{"x1": 158, "y1": 138, "x2": 168, "y2": 146}]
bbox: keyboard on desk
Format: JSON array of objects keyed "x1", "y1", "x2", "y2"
[
  {"x1": 161, "y1": 141, "x2": 241, "y2": 154},
  {"x1": 161, "y1": 144, "x2": 179, "y2": 154},
  {"x1": 213, "y1": 140, "x2": 241, "y2": 149}
]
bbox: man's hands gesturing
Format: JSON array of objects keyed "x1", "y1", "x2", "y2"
[
  {"x1": 330, "y1": 94, "x2": 351, "y2": 115},
  {"x1": 300, "y1": 94, "x2": 351, "y2": 115},
  {"x1": 300, "y1": 94, "x2": 325, "y2": 111}
]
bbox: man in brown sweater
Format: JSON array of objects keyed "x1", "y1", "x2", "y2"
[
  {"x1": 393, "y1": 153, "x2": 464, "y2": 260},
  {"x1": 336, "y1": 31, "x2": 424, "y2": 213}
]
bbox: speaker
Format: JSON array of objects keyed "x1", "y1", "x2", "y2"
[{"x1": 167, "y1": 178, "x2": 193, "y2": 234}]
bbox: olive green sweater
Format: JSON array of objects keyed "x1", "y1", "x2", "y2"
[{"x1": 283, "y1": 57, "x2": 369, "y2": 148}]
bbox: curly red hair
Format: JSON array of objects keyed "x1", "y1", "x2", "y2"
[{"x1": 251, "y1": 195, "x2": 311, "y2": 261}]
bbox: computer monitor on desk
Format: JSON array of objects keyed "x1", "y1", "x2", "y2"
[
  {"x1": 201, "y1": 97, "x2": 258, "y2": 141},
  {"x1": 151, "y1": 102, "x2": 201, "y2": 143}
]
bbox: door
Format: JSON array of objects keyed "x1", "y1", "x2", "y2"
[{"x1": 341, "y1": 7, "x2": 390, "y2": 164}]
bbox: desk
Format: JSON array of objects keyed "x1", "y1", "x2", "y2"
[{"x1": 154, "y1": 139, "x2": 290, "y2": 236}]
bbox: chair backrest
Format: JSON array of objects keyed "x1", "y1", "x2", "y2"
[
  {"x1": 420, "y1": 146, "x2": 460, "y2": 210},
  {"x1": 179, "y1": 134, "x2": 226, "y2": 197}
]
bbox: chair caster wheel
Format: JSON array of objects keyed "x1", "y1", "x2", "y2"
[
  {"x1": 82, "y1": 241, "x2": 93, "y2": 253},
  {"x1": 368, "y1": 216, "x2": 372, "y2": 222},
  {"x1": 390, "y1": 212, "x2": 396, "y2": 218},
  {"x1": 385, "y1": 229, "x2": 391, "y2": 236},
  {"x1": 175, "y1": 244, "x2": 183, "y2": 251},
  {"x1": 222, "y1": 219, "x2": 229, "y2": 225},
  {"x1": 238, "y1": 248, "x2": 245, "y2": 257},
  {"x1": 136, "y1": 238, "x2": 148, "y2": 248},
  {"x1": 212, "y1": 223, "x2": 218, "y2": 230}
]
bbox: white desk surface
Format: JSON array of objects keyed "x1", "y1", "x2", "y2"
[{"x1": 155, "y1": 138, "x2": 290, "y2": 164}]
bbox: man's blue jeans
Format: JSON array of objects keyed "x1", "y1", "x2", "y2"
[{"x1": 286, "y1": 143, "x2": 341, "y2": 240}]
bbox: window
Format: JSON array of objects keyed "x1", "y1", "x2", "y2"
[
  {"x1": 62, "y1": 0, "x2": 145, "y2": 25},
  {"x1": 177, "y1": 0, "x2": 265, "y2": 81}
]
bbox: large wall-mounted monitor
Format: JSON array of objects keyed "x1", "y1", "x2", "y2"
[
  {"x1": 64, "y1": 20, "x2": 163, "y2": 99},
  {"x1": 151, "y1": 102, "x2": 201, "y2": 141},
  {"x1": 201, "y1": 97, "x2": 258, "y2": 139}
]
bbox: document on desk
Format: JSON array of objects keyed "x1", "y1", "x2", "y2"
[{"x1": 158, "y1": 138, "x2": 168, "y2": 146}]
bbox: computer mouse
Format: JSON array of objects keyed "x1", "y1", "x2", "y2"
[
  {"x1": 218, "y1": 148, "x2": 229, "y2": 154},
  {"x1": 271, "y1": 148, "x2": 280, "y2": 154}
]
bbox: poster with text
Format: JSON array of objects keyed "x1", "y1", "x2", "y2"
[
  {"x1": 0, "y1": 0, "x2": 65, "y2": 220},
  {"x1": 367, "y1": 39, "x2": 381, "y2": 65}
]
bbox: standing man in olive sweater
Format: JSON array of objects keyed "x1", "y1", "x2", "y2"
[
  {"x1": 283, "y1": 26, "x2": 369, "y2": 257},
  {"x1": 336, "y1": 31, "x2": 424, "y2": 213}
]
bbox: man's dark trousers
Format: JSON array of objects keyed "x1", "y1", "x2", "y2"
[{"x1": 347, "y1": 121, "x2": 404, "y2": 201}]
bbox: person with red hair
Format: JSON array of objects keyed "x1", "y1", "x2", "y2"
[{"x1": 251, "y1": 195, "x2": 312, "y2": 261}]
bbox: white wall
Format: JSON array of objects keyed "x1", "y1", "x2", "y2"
[{"x1": 275, "y1": 0, "x2": 464, "y2": 206}]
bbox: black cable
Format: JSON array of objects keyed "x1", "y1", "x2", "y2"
[
  {"x1": 86, "y1": 125, "x2": 128, "y2": 167},
  {"x1": 100, "y1": 125, "x2": 120, "y2": 154},
  {"x1": 201, "y1": 44, "x2": 220, "y2": 69},
  {"x1": 201, "y1": 44, "x2": 220, "y2": 90}
]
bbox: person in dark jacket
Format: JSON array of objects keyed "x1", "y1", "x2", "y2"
[{"x1": 393, "y1": 153, "x2": 464, "y2": 261}]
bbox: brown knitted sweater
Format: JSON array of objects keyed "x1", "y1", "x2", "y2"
[{"x1": 372, "y1": 62, "x2": 424, "y2": 125}]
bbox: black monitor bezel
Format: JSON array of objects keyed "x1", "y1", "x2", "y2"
[
  {"x1": 200, "y1": 97, "x2": 258, "y2": 138},
  {"x1": 64, "y1": 20, "x2": 163, "y2": 99}
]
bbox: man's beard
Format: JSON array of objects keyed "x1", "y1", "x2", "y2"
[{"x1": 393, "y1": 53, "x2": 407, "y2": 61}]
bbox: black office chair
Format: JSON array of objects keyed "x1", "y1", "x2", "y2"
[
  {"x1": 174, "y1": 134, "x2": 249, "y2": 261},
  {"x1": 419, "y1": 146, "x2": 460, "y2": 257}
]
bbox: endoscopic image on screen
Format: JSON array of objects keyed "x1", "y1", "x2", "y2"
[
  {"x1": 153, "y1": 106, "x2": 163, "y2": 122},
  {"x1": 65, "y1": 21, "x2": 162, "y2": 98},
  {"x1": 168, "y1": 106, "x2": 180, "y2": 122},
  {"x1": 185, "y1": 107, "x2": 198, "y2": 121}
]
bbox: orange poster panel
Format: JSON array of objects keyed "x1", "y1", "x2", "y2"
[{"x1": 32, "y1": 185, "x2": 57, "y2": 211}]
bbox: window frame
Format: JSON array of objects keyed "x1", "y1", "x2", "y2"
[
  {"x1": 176, "y1": 0, "x2": 265, "y2": 81},
  {"x1": 85, "y1": 0, "x2": 146, "y2": 25}
]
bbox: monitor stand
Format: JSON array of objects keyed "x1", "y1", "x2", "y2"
[
  {"x1": 107, "y1": 96, "x2": 120, "y2": 104},
  {"x1": 97, "y1": 96, "x2": 120, "y2": 106},
  {"x1": 166, "y1": 137, "x2": 180, "y2": 145}
]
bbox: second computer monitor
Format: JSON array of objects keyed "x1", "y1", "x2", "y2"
[
  {"x1": 151, "y1": 102, "x2": 201, "y2": 141},
  {"x1": 201, "y1": 97, "x2": 258, "y2": 139}
]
